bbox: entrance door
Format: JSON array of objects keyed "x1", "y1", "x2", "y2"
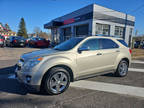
[{"x1": 63, "y1": 27, "x2": 71, "y2": 41}]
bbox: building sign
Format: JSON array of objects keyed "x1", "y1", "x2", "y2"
[
  {"x1": 63, "y1": 18, "x2": 75, "y2": 25},
  {"x1": 63, "y1": 12, "x2": 93, "y2": 25}
]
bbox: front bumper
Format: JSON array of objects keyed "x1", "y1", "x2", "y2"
[{"x1": 15, "y1": 66, "x2": 40, "y2": 91}]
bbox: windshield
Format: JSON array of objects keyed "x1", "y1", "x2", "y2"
[
  {"x1": 54, "y1": 37, "x2": 84, "y2": 51},
  {"x1": 12, "y1": 36, "x2": 25, "y2": 40}
]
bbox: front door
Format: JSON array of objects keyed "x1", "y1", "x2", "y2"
[{"x1": 76, "y1": 38, "x2": 103, "y2": 76}]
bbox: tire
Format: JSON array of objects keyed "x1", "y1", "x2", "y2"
[
  {"x1": 115, "y1": 60, "x2": 128, "y2": 77},
  {"x1": 42, "y1": 67, "x2": 70, "y2": 95}
]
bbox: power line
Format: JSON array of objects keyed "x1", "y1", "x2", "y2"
[{"x1": 130, "y1": 4, "x2": 144, "y2": 13}]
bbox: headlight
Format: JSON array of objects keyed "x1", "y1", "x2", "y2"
[{"x1": 24, "y1": 57, "x2": 43, "y2": 70}]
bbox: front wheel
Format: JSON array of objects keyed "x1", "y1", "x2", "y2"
[
  {"x1": 115, "y1": 60, "x2": 128, "y2": 77},
  {"x1": 42, "y1": 67, "x2": 70, "y2": 95}
]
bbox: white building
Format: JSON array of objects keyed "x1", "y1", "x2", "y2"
[{"x1": 44, "y1": 4, "x2": 135, "y2": 46}]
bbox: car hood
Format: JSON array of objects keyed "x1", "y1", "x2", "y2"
[{"x1": 21, "y1": 49, "x2": 61, "y2": 60}]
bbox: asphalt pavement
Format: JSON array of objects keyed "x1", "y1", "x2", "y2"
[{"x1": 0, "y1": 48, "x2": 144, "y2": 108}]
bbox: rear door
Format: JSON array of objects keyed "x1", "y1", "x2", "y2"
[{"x1": 98, "y1": 38, "x2": 120, "y2": 71}]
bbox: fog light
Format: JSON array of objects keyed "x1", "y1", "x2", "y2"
[{"x1": 26, "y1": 75, "x2": 31, "y2": 83}]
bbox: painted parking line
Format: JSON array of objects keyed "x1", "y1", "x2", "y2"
[
  {"x1": 70, "y1": 80, "x2": 144, "y2": 98},
  {"x1": 129, "y1": 68, "x2": 144, "y2": 73},
  {"x1": 131, "y1": 60, "x2": 144, "y2": 64}
]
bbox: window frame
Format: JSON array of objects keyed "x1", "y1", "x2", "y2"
[
  {"x1": 114, "y1": 26, "x2": 124, "y2": 38},
  {"x1": 95, "y1": 23, "x2": 110, "y2": 36}
]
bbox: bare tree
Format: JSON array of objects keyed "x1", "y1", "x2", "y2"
[{"x1": 33, "y1": 27, "x2": 41, "y2": 36}]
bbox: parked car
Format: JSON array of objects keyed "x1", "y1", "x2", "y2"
[
  {"x1": 134, "y1": 41, "x2": 141, "y2": 48},
  {"x1": 0, "y1": 35, "x2": 5, "y2": 47},
  {"x1": 5, "y1": 36, "x2": 26, "y2": 47},
  {"x1": 140, "y1": 41, "x2": 144, "y2": 49},
  {"x1": 28, "y1": 37, "x2": 50, "y2": 48},
  {"x1": 15, "y1": 36, "x2": 131, "y2": 95}
]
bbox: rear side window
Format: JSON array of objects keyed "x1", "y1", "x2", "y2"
[
  {"x1": 100, "y1": 39, "x2": 119, "y2": 49},
  {"x1": 81, "y1": 39, "x2": 100, "y2": 50},
  {"x1": 117, "y1": 39, "x2": 128, "y2": 47}
]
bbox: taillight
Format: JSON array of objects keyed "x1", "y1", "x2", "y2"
[
  {"x1": 129, "y1": 49, "x2": 132, "y2": 54},
  {"x1": 13, "y1": 40, "x2": 17, "y2": 43}
]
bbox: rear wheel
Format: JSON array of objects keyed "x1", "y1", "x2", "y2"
[
  {"x1": 42, "y1": 67, "x2": 70, "y2": 95},
  {"x1": 115, "y1": 60, "x2": 128, "y2": 77}
]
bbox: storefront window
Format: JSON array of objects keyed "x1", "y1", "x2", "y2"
[
  {"x1": 114, "y1": 26, "x2": 124, "y2": 38},
  {"x1": 95, "y1": 23, "x2": 110, "y2": 35},
  {"x1": 75, "y1": 24, "x2": 89, "y2": 36}
]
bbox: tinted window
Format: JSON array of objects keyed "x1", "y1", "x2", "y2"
[
  {"x1": 117, "y1": 39, "x2": 128, "y2": 47},
  {"x1": 100, "y1": 39, "x2": 119, "y2": 49},
  {"x1": 32, "y1": 38, "x2": 38, "y2": 41},
  {"x1": 54, "y1": 37, "x2": 84, "y2": 51},
  {"x1": 38, "y1": 38, "x2": 45, "y2": 41},
  {"x1": 81, "y1": 39, "x2": 99, "y2": 50}
]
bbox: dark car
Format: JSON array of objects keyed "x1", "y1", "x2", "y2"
[
  {"x1": 5, "y1": 36, "x2": 26, "y2": 47},
  {"x1": 29, "y1": 37, "x2": 50, "y2": 48},
  {"x1": 134, "y1": 41, "x2": 141, "y2": 48},
  {"x1": 0, "y1": 35, "x2": 5, "y2": 47}
]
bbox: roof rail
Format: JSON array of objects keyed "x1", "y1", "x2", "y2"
[{"x1": 95, "y1": 34, "x2": 123, "y2": 38}]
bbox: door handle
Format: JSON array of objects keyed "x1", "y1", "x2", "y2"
[
  {"x1": 97, "y1": 53, "x2": 102, "y2": 55},
  {"x1": 116, "y1": 50, "x2": 120, "y2": 52}
]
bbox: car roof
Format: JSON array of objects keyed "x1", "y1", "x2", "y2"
[{"x1": 77, "y1": 36, "x2": 124, "y2": 40}]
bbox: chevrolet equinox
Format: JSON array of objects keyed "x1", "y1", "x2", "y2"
[{"x1": 15, "y1": 36, "x2": 131, "y2": 95}]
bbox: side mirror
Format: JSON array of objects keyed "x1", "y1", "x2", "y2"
[{"x1": 78, "y1": 46, "x2": 90, "y2": 53}]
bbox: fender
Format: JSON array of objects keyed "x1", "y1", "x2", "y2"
[
  {"x1": 114, "y1": 53, "x2": 131, "y2": 70},
  {"x1": 36, "y1": 55, "x2": 77, "y2": 85}
]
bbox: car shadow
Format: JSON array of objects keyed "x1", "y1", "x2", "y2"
[
  {"x1": 0, "y1": 65, "x2": 16, "y2": 75},
  {"x1": 101, "y1": 73, "x2": 115, "y2": 77}
]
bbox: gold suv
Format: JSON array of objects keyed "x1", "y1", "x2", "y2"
[{"x1": 15, "y1": 36, "x2": 131, "y2": 95}]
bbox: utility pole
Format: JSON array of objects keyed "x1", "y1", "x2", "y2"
[{"x1": 123, "y1": 13, "x2": 128, "y2": 40}]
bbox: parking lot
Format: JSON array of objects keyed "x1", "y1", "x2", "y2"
[{"x1": 0, "y1": 47, "x2": 144, "y2": 108}]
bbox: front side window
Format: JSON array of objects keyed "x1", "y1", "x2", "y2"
[
  {"x1": 80, "y1": 39, "x2": 100, "y2": 50},
  {"x1": 96, "y1": 23, "x2": 110, "y2": 35},
  {"x1": 114, "y1": 26, "x2": 124, "y2": 38},
  {"x1": 100, "y1": 39, "x2": 119, "y2": 49}
]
